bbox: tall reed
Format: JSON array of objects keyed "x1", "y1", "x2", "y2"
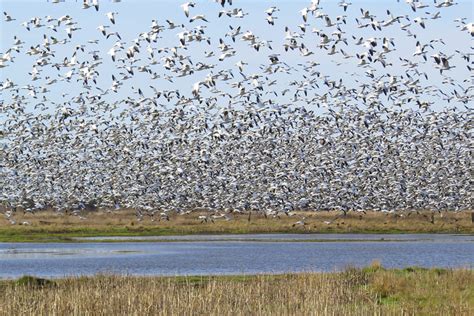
[{"x1": 1, "y1": 267, "x2": 472, "y2": 315}]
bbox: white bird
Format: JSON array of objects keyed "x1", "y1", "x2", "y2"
[
  {"x1": 97, "y1": 25, "x2": 109, "y2": 36},
  {"x1": 181, "y1": 2, "x2": 195, "y2": 18},
  {"x1": 300, "y1": 7, "x2": 309, "y2": 22},
  {"x1": 92, "y1": 0, "x2": 99, "y2": 11},
  {"x1": 166, "y1": 19, "x2": 184, "y2": 30},
  {"x1": 192, "y1": 81, "x2": 201, "y2": 97},
  {"x1": 106, "y1": 12, "x2": 117, "y2": 24},
  {"x1": 460, "y1": 23, "x2": 474, "y2": 37},
  {"x1": 435, "y1": 0, "x2": 458, "y2": 8},
  {"x1": 0, "y1": 0, "x2": 471, "y2": 223},
  {"x1": 292, "y1": 217, "x2": 307, "y2": 228},
  {"x1": 266, "y1": 15, "x2": 276, "y2": 26},
  {"x1": 189, "y1": 15, "x2": 208, "y2": 23},
  {"x1": 413, "y1": 17, "x2": 426, "y2": 29},
  {"x1": 300, "y1": 43, "x2": 314, "y2": 56},
  {"x1": 177, "y1": 31, "x2": 188, "y2": 46},
  {"x1": 338, "y1": 1, "x2": 352, "y2": 12},
  {"x1": 265, "y1": 6, "x2": 279, "y2": 15},
  {"x1": 413, "y1": 41, "x2": 429, "y2": 61},
  {"x1": 107, "y1": 47, "x2": 117, "y2": 61},
  {"x1": 324, "y1": 16, "x2": 336, "y2": 27}
]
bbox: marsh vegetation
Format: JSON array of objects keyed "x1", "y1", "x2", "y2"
[
  {"x1": 0, "y1": 265, "x2": 472, "y2": 315},
  {"x1": 0, "y1": 210, "x2": 472, "y2": 242}
]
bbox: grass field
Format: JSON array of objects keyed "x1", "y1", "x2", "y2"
[
  {"x1": 0, "y1": 264, "x2": 472, "y2": 315},
  {"x1": 0, "y1": 209, "x2": 472, "y2": 242}
]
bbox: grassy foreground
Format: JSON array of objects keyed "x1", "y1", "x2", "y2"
[
  {"x1": 0, "y1": 265, "x2": 472, "y2": 315},
  {"x1": 0, "y1": 210, "x2": 473, "y2": 242}
]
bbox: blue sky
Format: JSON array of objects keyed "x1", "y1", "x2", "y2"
[{"x1": 1, "y1": 0, "x2": 472, "y2": 114}]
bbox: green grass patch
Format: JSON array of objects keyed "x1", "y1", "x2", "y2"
[{"x1": 15, "y1": 275, "x2": 56, "y2": 288}]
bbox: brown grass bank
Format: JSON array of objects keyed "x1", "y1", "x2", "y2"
[
  {"x1": 0, "y1": 209, "x2": 472, "y2": 242},
  {"x1": 0, "y1": 266, "x2": 472, "y2": 315}
]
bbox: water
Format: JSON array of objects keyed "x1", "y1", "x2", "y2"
[
  {"x1": 0, "y1": 234, "x2": 472, "y2": 279},
  {"x1": 74, "y1": 233, "x2": 474, "y2": 242}
]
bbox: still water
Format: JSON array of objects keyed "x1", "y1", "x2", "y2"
[{"x1": 0, "y1": 234, "x2": 472, "y2": 278}]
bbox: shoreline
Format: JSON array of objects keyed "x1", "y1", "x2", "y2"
[
  {"x1": 1, "y1": 210, "x2": 472, "y2": 242},
  {"x1": 2, "y1": 229, "x2": 473, "y2": 243},
  {"x1": 1, "y1": 265, "x2": 472, "y2": 281}
]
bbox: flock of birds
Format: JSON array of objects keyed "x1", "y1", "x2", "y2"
[{"x1": 0, "y1": 0, "x2": 473, "y2": 223}]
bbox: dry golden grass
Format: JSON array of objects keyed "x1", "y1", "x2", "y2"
[
  {"x1": 0, "y1": 209, "x2": 472, "y2": 242},
  {"x1": 0, "y1": 266, "x2": 472, "y2": 315}
]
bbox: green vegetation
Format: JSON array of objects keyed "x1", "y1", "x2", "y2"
[
  {"x1": 0, "y1": 210, "x2": 472, "y2": 242},
  {"x1": 14, "y1": 275, "x2": 55, "y2": 288},
  {"x1": 1, "y1": 265, "x2": 472, "y2": 315}
]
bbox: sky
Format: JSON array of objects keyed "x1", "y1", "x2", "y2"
[{"x1": 0, "y1": 0, "x2": 473, "y2": 116}]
